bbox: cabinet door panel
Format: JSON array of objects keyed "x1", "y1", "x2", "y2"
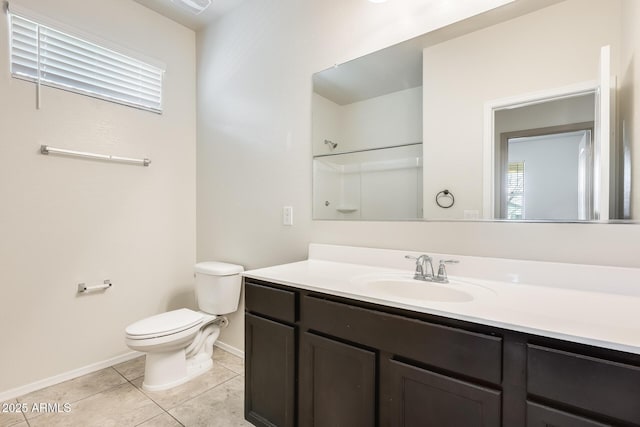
[
  {"x1": 528, "y1": 344, "x2": 640, "y2": 425},
  {"x1": 389, "y1": 359, "x2": 501, "y2": 427},
  {"x1": 527, "y1": 401, "x2": 611, "y2": 427},
  {"x1": 245, "y1": 313, "x2": 295, "y2": 427},
  {"x1": 299, "y1": 332, "x2": 376, "y2": 427}
]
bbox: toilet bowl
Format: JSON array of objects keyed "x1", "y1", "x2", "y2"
[{"x1": 125, "y1": 262, "x2": 243, "y2": 391}]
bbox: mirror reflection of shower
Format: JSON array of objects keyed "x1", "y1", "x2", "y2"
[{"x1": 313, "y1": 143, "x2": 423, "y2": 220}]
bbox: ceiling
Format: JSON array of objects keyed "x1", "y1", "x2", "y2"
[{"x1": 134, "y1": 0, "x2": 245, "y2": 30}]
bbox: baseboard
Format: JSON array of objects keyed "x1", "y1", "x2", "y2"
[
  {"x1": 0, "y1": 351, "x2": 141, "y2": 402},
  {"x1": 214, "y1": 341, "x2": 244, "y2": 359}
]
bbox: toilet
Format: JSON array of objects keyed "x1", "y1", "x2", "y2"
[{"x1": 125, "y1": 261, "x2": 243, "y2": 391}]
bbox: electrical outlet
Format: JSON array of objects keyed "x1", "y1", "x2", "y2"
[{"x1": 282, "y1": 206, "x2": 293, "y2": 226}]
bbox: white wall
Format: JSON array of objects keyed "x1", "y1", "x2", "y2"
[
  {"x1": 340, "y1": 87, "x2": 423, "y2": 153},
  {"x1": 197, "y1": 0, "x2": 640, "y2": 355},
  {"x1": 0, "y1": 0, "x2": 196, "y2": 393},
  {"x1": 422, "y1": 0, "x2": 621, "y2": 219},
  {"x1": 312, "y1": 93, "x2": 342, "y2": 156}
]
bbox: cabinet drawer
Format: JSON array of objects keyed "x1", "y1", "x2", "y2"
[
  {"x1": 302, "y1": 295, "x2": 502, "y2": 384},
  {"x1": 245, "y1": 280, "x2": 297, "y2": 323},
  {"x1": 527, "y1": 344, "x2": 640, "y2": 425},
  {"x1": 526, "y1": 401, "x2": 610, "y2": 427}
]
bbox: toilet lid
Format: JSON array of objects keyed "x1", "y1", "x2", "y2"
[{"x1": 126, "y1": 308, "x2": 204, "y2": 339}]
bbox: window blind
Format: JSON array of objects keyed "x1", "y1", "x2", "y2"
[
  {"x1": 9, "y1": 13, "x2": 164, "y2": 113},
  {"x1": 507, "y1": 161, "x2": 525, "y2": 220}
]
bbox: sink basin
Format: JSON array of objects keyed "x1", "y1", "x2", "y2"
[{"x1": 351, "y1": 274, "x2": 492, "y2": 303}]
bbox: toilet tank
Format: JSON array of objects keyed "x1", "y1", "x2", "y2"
[{"x1": 194, "y1": 262, "x2": 244, "y2": 315}]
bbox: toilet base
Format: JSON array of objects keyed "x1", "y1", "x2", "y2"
[
  {"x1": 142, "y1": 352, "x2": 214, "y2": 392},
  {"x1": 140, "y1": 320, "x2": 223, "y2": 392}
]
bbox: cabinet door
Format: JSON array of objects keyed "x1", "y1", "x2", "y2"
[
  {"x1": 299, "y1": 332, "x2": 376, "y2": 427},
  {"x1": 245, "y1": 313, "x2": 295, "y2": 427},
  {"x1": 389, "y1": 359, "x2": 501, "y2": 427},
  {"x1": 527, "y1": 344, "x2": 640, "y2": 425},
  {"x1": 527, "y1": 402, "x2": 611, "y2": 427}
]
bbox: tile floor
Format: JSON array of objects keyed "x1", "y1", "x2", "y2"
[{"x1": 0, "y1": 348, "x2": 252, "y2": 427}]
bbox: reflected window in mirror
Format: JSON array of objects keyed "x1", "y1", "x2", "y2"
[
  {"x1": 495, "y1": 108, "x2": 595, "y2": 221},
  {"x1": 506, "y1": 161, "x2": 525, "y2": 220}
]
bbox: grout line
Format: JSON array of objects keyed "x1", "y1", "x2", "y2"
[
  {"x1": 0, "y1": 352, "x2": 141, "y2": 402},
  {"x1": 111, "y1": 366, "x2": 134, "y2": 383},
  {"x1": 140, "y1": 369, "x2": 240, "y2": 413},
  {"x1": 164, "y1": 410, "x2": 185, "y2": 427},
  {"x1": 16, "y1": 373, "x2": 130, "y2": 422},
  {"x1": 133, "y1": 410, "x2": 184, "y2": 427},
  {"x1": 166, "y1": 372, "x2": 242, "y2": 413},
  {"x1": 126, "y1": 379, "x2": 164, "y2": 410},
  {"x1": 20, "y1": 353, "x2": 243, "y2": 426}
]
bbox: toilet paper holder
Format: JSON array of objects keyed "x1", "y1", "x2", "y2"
[{"x1": 77, "y1": 280, "x2": 112, "y2": 294}]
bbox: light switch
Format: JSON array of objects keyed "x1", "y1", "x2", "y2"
[{"x1": 282, "y1": 206, "x2": 293, "y2": 226}]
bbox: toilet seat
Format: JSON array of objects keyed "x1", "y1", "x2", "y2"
[{"x1": 126, "y1": 308, "x2": 204, "y2": 340}]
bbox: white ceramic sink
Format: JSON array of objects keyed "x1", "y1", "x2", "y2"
[{"x1": 351, "y1": 273, "x2": 494, "y2": 303}]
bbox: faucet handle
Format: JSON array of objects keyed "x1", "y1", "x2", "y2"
[
  {"x1": 436, "y1": 259, "x2": 459, "y2": 283},
  {"x1": 405, "y1": 255, "x2": 423, "y2": 274},
  {"x1": 405, "y1": 254, "x2": 432, "y2": 261}
]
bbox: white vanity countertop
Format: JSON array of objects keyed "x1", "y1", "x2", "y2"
[{"x1": 243, "y1": 244, "x2": 640, "y2": 355}]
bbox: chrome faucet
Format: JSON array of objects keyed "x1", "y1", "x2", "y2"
[
  {"x1": 405, "y1": 254, "x2": 435, "y2": 281},
  {"x1": 405, "y1": 255, "x2": 459, "y2": 283}
]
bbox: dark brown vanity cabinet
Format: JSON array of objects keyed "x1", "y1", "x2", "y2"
[{"x1": 244, "y1": 278, "x2": 640, "y2": 427}]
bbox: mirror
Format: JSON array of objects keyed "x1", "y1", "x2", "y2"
[{"x1": 312, "y1": 0, "x2": 636, "y2": 222}]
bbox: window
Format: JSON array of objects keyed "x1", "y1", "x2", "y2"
[
  {"x1": 507, "y1": 161, "x2": 524, "y2": 220},
  {"x1": 9, "y1": 12, "x2": 164, "y2": 113}
]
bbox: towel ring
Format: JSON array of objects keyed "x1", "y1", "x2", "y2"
[{"x1": 436, "y1": 189, "x2": 455, "y2": 208}]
